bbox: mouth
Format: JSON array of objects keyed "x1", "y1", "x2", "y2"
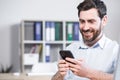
[
  {"x1": 83, "y1": 31, "x2": 92, "y2": 36},
  {"x1": 82, "y1": 31, "x2": 93, "y2": 41}
]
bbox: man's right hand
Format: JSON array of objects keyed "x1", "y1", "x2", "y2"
[{"x1": 58, "y1": 59, "x2": 69, "y2": 77}]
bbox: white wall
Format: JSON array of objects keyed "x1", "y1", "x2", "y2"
[
  {"x1": 104, "y1": 0, "x2": 120, "y2": 43},
  {"x1": 0, "y1": 0, "x2": 119, "y2": 72}
]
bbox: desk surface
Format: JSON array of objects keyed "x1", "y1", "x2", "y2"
[{"x1": 0, "y1": 73, "x2": 53, "y2": 80}]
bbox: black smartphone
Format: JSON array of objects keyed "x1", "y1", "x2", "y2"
[{"x1": 59, "y1": 50, "x2": 74, "y2": 60}]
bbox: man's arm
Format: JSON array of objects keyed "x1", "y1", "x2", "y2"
[
  {"x1": 51, "y1": 69, "x2": 113, "y2": 80},
  {"x1": 51, "y1": 71, "x2": 64, "y2": 80},
  {"x1": 52, "y1": 60, "x2": 113, "y2": 80},
  {"x1": 87, "y1": 70, "x2": 113, "y2": 80},
  {"x1": 66, "y1": 58, "x2": 114, "y2": 80}
]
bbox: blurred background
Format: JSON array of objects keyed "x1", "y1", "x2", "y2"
[{"x1": 0, "y1": 0, "x2": 119, "y2": 72}]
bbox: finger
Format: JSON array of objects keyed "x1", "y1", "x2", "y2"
[
  {"x1": 58, "y1": 60, "x2": 69, "y2": 69},
  {"x1": 59, "y1": 67, "x2": 69, "y2": 72},
  {"x1": 68, "y1": 62, "x2": 78, "y2": 69},
  {"x1": 78, "y1": 58, "x2": 85, "y2": 63},
  {"x1": 58, "y1": 63, "x2": 69, "y2": 69},
  {"x1": 59, "y1": 67, "x2": 69, "y2": 76},
  {"x1": 65, "y1": 58, "x2": 77, "y2": 64},
  {"x1": 58, "y1": 60, "x2": 66, "y2": 64},
  {"x1": 78, "y1": 58, "x2": 84, "y2": 61},
  {"x1": 69, "y1": 67, "x2": 78, "y2": 73},
  {"x1": 58, "y1": 60, "x2": 66, "y2": 67}
]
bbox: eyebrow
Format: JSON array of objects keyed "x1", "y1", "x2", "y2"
[
  {"x1": 79, "y1": 18, "x2": 96, "y2": 20},
  {"x1": 79, "y1": 19, "x2": 96, "y2": 22}
]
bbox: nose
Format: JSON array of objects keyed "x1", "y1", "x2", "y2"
[{"x1": 82, "y1": 23, "x2": 89, "y2": 30}]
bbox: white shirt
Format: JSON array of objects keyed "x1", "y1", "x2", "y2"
[{"x1": 64, "y1": 35, "x2": 119, "y2": 80}]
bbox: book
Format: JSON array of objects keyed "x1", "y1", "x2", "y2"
[
  {"x1": 55, "y1": 22, "x2": 62, "y2": 40},
  {"x1": 38, "y1": 44, "x2": 43, "y2": 62},
  {"x1": 67, "y1": 22, "x2": 73, "y2": 41},
  {"x1": 34, "y1": 44, "x2": 42, "y2": 55},
  {"x1": 29, "y1": 44, "x2": 37, "y2": 53},
  {"x1": 73, "y1": 22, "x2": 79, "y2": 40},
  {"x1": 34, "y1": 22, "x2": 42, "y2": 40}
]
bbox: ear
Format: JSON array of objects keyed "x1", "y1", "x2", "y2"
[{"x1": 102, "y1": 15, "x2": 107, "y2": 26}]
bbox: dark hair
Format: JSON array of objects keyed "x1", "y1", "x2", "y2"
[{"x1": 77, "y1": 0, "x2": 107, "y2": 19}]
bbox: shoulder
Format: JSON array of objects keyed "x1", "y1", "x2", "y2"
[
  {"x1": 105, "y1": 37, "x2": 119, "y2": 48},
  {"x1": 65, "y1": 41, "x2": 82, "y2": 50},
  {"x1": 105, "y1": 37, "x2": 119, "y2": 55}
]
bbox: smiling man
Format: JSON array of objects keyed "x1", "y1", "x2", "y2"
[
  {"x1": 79, "y1": 7, "x2": 106, "y2": 47},
  {"x1": 52, "y1": 0, "x2": 119, "y2": 80}
]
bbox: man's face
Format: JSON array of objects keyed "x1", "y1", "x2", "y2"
[{"x1": 79, "y1": 8, "x2": 103, "y2": 43}]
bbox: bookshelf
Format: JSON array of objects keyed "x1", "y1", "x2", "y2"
[{"x1": 20, "y1": 20, "x2": 81, "y2": 73}]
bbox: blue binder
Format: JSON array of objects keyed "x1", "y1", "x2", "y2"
[
  {"x1": 73, "y1": 22, "x2": 79, "y2": 40},
  {"x1": 34, "y1": 22, "x2": 42, "y2": 40}
]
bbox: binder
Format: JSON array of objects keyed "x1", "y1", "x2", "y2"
[
  {"x1": 73, "y1": 22, "x2": 79, "y2": 40},
  {"x1": 45, "y1": 22, "x2": 51, "y2": 41},
  {"x1": 55, "y1": 22, "x2": 62, "y2": 40},
  {"x1": 45, "y1": 44, "x2": 50, "y2": 62},
  {"x1": 34, "y1": 22, "x2": 42, "y2": 40},
  {"x1": 50, "y1": 22, "x2": 55, "y2": 41},
  {"x1": 24, "y1": 22, "x2": 34, "y2": 40},
  {"x1": 67, "y1": 22, "x2": 73, "y2": 41}
]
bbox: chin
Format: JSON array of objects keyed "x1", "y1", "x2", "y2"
[
  {"x1": 84, "y1": 37, "x2": 94, "y2": 42},
  {"x1": 84, "y1": 37, "x2": 92, "y2": 41}
]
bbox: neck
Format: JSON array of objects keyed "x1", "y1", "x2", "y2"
[{"x1": 85, "y1": 33, "x2": 103, "y2": 47}]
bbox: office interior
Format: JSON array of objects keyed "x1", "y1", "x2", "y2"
[{"x1": 0, "y1": 0, "x2": 120, "y2": 79}]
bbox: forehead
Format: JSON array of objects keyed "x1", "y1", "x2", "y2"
[{"x1": 79, "y1": 8, "x2": 99, "y2": 20}]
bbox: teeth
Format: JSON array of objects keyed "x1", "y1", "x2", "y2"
[{"x1": 84, "y1": 32, "x2": 91, "y2": 34}]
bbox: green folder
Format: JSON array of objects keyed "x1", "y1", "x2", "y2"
[{"x1": 55, "y1": 22, "x2": 62, "y2": 40}]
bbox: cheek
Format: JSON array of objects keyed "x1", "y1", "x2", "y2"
[
  {"x1": 95, "y1": 24, "x2": 101, "y2": 30},
  {"x1": 79, "y1": 26, "x2": 82, "y2": 30},
  {"x1": 79, "y1": 24, "x2": 84, "y2": 30},
  {"x1": 90, "y1": 23, "x2": 101, "y2": 31},
  {"x1": 95, "y1": 21, "x2": 102, "y2": 29}
]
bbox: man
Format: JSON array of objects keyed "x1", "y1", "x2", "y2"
[{"x1": 52, "y1": 0, "x2": 119, "y2": 80}]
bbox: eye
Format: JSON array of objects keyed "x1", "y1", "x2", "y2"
[
  {"x1": 88, "y1": 20, "x2": 95, "y2": 24},
  {"x1": 79, "y1": 19, "x2": 85, "y2": 24}
]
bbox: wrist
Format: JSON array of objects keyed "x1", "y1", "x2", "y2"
[
  {"x1": 58, "y1": 71, "x2": 64, "y2": 78},
  {"x1": 86, "y1": 69, "x2": 96, "y2": 80},
  {"x1": 52, "y1": 71, "x2": 64, "y2": 80}
]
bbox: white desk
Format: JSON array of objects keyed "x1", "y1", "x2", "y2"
[{"x1": 0, "y1": 73, "x2": 53, "y2": 80}]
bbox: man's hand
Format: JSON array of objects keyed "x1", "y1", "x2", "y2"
[
  {"x1": 58, "y1": 59, "x2": 69, "y2": 77},
  {"x1": 65, "y1": 58, "x2": 113, "y2": 80},
  {"x1": 65, "y1": 57, "x2": 90, "y2": 78}
]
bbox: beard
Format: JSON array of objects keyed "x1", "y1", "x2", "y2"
[{"x1": 80, "y1": 26, "x2": 101, "y2": 43}]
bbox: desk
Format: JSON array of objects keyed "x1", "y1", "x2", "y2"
[{"x1": 0, "y1": 73, "x2": 52, "y2": 80}]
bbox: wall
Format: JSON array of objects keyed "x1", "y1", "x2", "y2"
[{"x1": 0, "y1": 0, "x2": 119, "y2": 72}]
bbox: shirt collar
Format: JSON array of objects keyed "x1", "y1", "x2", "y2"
[
  {"x1": 79, "y1": 35, "x2": 106, "y2": 49},
  {"x1": 96, "y1": 34, "x2": 106, "y2": 49}
]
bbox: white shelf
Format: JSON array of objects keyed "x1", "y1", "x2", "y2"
[
  {"x1": 45, "y1": 41, "x2": 64, "y2": 44},
  {"x1": 20, "y1": 20, "x2": 80, "y2": 73},
  {"x1": 23, "y1": 40, "x2": 44, "y2": 44}
]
